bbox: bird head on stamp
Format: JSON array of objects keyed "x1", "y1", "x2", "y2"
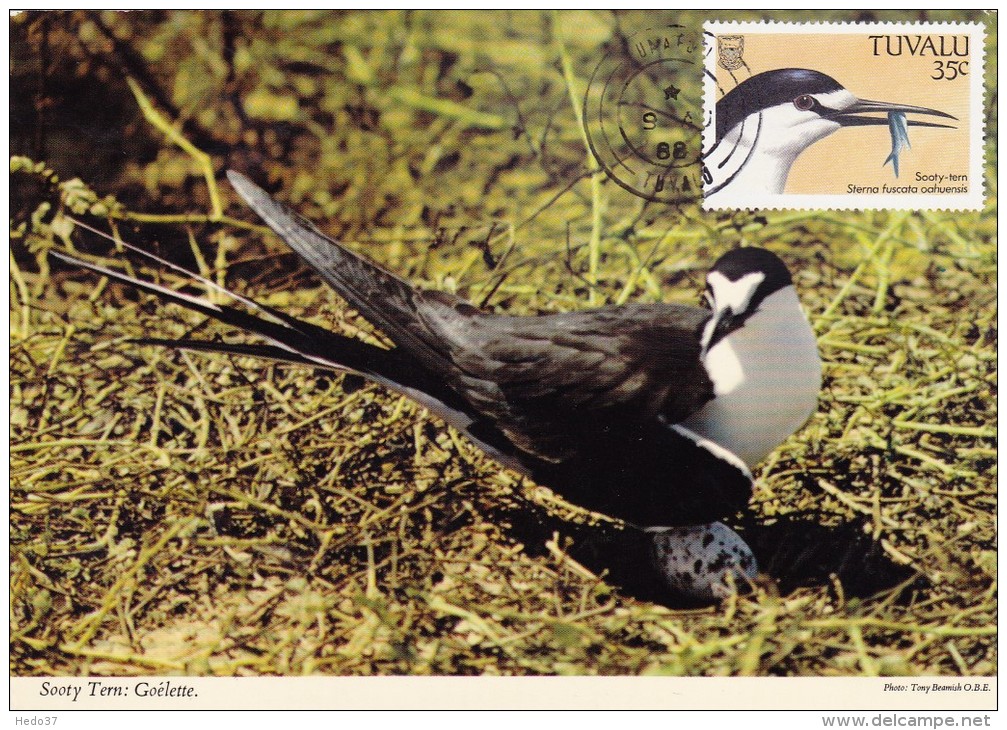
[{"x1": 709, "y1": 68, "x2": 956, "y2": 196}]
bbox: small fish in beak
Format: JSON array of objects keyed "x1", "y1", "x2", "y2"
[
  {"x1": 824, "y1": 96, "x2": 956, "y2": 179},
  {"x1": 884, "y1": 111, "x2": 911, "y2": 177}
]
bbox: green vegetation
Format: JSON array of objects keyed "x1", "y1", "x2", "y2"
[{"x1": 10, "y1": 10, "x2": 996, "y2": 676}]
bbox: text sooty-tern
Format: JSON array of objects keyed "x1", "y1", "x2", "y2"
[
  {"x1": 56, "y1": 171, "x2": 823, "y2": 601},
  {"x1": 705, "y1": 68, "x2": 956, "y2": 202}
]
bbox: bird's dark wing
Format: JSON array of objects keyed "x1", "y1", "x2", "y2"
[
  {"x1": 413, "y1": 300, "x2": 741, "y2": 527},
  {"x1": 225, "y1": 173, "x2": 743, "y2": 526},
  {"x1": 228, "y1": 171, "x2": 474, "y2": 375},
  {"x1": 421, "y1": 302, "x2": 716, "y2": 464}
]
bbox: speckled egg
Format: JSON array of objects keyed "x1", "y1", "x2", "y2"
[{"x1": 650, "y1": 522, "x2": 758, "y2": 601}]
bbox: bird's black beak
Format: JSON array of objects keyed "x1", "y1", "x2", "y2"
[{"x1": 827, "y1": 98, "x2": 957, "y2": 129}]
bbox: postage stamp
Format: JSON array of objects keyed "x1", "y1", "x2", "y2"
[{"x1": 702, "y1": 22, "x2": 986, "y2": 210}]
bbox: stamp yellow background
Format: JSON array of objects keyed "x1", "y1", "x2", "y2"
[{"x1": 714, "y1": 31, "x2": 974, "y2": 195}]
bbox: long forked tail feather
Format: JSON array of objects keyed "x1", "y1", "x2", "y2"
[
  {"x1": 68, "y1": 217, "x2": 307, "y2": 333},
  {"x1": 132, "y1": 338, "x2": 323, "y2": 367},
  {"x1": 226, "y1": 171, "x2": 455, "y2": 372},
  {"x1": 64, "y1": 216, "x2": 334, "y2": 341},
  {"x1": 50, "y1": 249, "x2": 403, "y2": 382}
]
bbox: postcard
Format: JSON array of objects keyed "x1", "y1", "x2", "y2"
[{"x1": 9, "y1": 9, "x2": 996, "y2": 718}]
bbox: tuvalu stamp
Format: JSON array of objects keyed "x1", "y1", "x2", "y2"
[{"x1": 702, "y1": 21, "x2": 985, "y2": 210}]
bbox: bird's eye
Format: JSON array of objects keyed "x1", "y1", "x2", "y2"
[{"x1": 793, "y1": 94, "x2": 815, "y2": 111}]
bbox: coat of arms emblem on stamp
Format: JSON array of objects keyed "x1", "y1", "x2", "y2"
[{"x1": 717, "y1": 35, "x2": 745, "y2": 71}]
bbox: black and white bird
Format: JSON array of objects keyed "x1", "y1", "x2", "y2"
[
  {"x1": 705, "y1": 68, "x2": 956, "y2": 203},
  {"x1": 56, "y1": 171, "x2": 822, "y2": 601}
]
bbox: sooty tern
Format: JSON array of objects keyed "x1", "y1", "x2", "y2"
[
  {"x1": 55, "y1": 171, "x2": 822, "y2": 601},
  {"x1": 705, "y1": 68, "x2": 956, "y2": 201}
]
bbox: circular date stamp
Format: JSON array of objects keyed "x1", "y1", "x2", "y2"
[{"x1": 584, "y1": 25, "x2": 705, "y2": 205}]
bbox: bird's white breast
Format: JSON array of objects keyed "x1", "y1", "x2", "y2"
[{"x1": 682, "y1": 286, "x2": 821, "y2": 467}]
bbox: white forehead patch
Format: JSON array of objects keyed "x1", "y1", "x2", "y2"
[
  {"x1": 706, "y1": 270, "x2": 766, "y2": 315},
  {"x1": 817, "y1": 88, "x2": 858, "y2": 112}
]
